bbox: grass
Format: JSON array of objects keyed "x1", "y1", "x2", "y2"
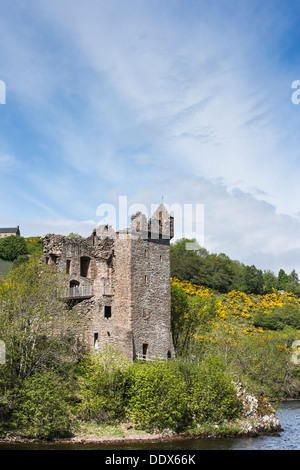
[
  {"x1": 73, "y1": 419, "x2": 244, "y2": 443},
  {"x1": 75, "y1": 421, "x2": 164, "y2": 441}
]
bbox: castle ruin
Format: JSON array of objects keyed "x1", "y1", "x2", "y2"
[{"x1": 42, "y1": 204, "x2": 175, "y2": 361}]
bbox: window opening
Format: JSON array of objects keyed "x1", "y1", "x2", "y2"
[
  {"x1": 66, "y1": 259, "x2": 71, "y2": 274},
  {"x1": 50, "y1": 254, "x2": 58, "y2": 265},
  {"x1": 94, "y1": 333, "x2": 98, "y2": 348},
  {"x1": 80, "y1": 256, "x2": 90, "y2": 277},
  {"x1": 104, "y1": 306, "x2": 112, "y2": 319},
  {"x1": 142, "y1": 343, "x2": 148, "y2": 360}
]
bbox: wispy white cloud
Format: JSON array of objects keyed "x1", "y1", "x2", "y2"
[{"x1": 0, "y1": 154, "x2": 17, "y2": 173}]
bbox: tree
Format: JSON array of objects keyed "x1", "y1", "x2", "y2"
[
  {"x1": 170, "y1": 238, "x2": 209, "y2": 286},
  {"x1": 0, "y1": 256, "x2": 86, "y2": 390},
  {"x1": 263, "y1": 270, "x2": 277, "y2": 293},
  {"x1": 170, "y1": 283, "x2": 189, "y2": 352},
  {"x1": 289, "y1": 269, "x2": 299, "y2": 283},
  {"x1": 242, "y1": 265, "x2": 264, "y2": 294},
  {"x1": 277, "y1": 269, "x2": 290, "y2": 291},
  {"x1": 67, "y1": 233, "x2": 83, "y2": 239},
  {"x1": 205, "y1": 253, "x2": 235, "y2": 293},
  {"x1": 170, "y1": 238, "x2": 237, "y2": 290},
  {"x1": 0, "y1": 236, "x2": 28, "y2": 261},
  {"x1": 284, "y1": 269, "x2": 300, "y2": 295}
]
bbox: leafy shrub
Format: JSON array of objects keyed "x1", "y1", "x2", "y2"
[
  {"x1": 78, "y1": 345, "x2": 130, "y2": 423},
  {"x1": 12, "y1": 371, "x2": 75, "y2": 439},
  {"x1": 170, "y1": 283, "x2": 189, "y2": 352},
  {"x1": 12, "y1": 254, "x2": 29, "y2": 268},
  {"x1": 185, "y1": 356, "x2": 242, "y2": 423},
  {"x1": 0, "y1": 236, "x2": 28, "y2": 261},
  {"x1": 24, "y1": 237, "x2": 43, "y2": 255},
  {"x1": 253, "y1": 304, "x2": 300, "y2": 331},
  {"x1": 127, "y1": 361, "x2": 189, "y2": 432}
]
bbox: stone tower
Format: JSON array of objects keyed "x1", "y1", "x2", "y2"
[{"x1": 42, "y1": 204, "x2": 175, "y2": 361}]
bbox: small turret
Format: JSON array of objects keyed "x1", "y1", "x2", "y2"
[{"x1": 148, "y1": 204, "x2": 174, "y2": 240}]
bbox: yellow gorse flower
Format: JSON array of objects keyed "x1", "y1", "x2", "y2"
[{"x1": 171, "y1": 278, "x2": 300, "y2": 343}]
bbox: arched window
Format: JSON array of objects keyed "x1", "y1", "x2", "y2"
[{"x1": 69, "y1": 280, "x2": 80, "y2": 297}]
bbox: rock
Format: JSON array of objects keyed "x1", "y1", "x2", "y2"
[{"x1": 235, "y1": 381, "x2": 281, "y2": 435}]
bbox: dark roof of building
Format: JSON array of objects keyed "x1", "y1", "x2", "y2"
[{"x1": 0, "y1": 226, "x2": 20, "y2": 233}]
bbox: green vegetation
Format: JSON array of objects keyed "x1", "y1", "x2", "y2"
[
  {"x1": 171, "y1": 276, "x2": 300, "y2": 399},
  {"x1": 0, "y1": 235, "x2": 28, "y2": 262},
  {"x1": 12, "y1": 371, "x2": 76, "y2": 439},
  {"x1": 0, "y1": 238, "x2": 299, "y2": 440},
  {"x1": 170, "y1": 238, "x2": 300, "y2": 295},
  {"x1": 253, "y1": 304, "x2": 300, "y2": 331},
  {"x1": 0, "y1": 236, "x2": 43, "y2": 277}
]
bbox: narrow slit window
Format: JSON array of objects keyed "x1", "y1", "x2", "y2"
[
  {"x1": 142, "y1": 343, "x2": 148, "y2": 359},
  {"x1": 66, "y1": 259, "x2": 71, "y2": 274}
]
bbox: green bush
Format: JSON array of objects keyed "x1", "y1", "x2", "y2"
[
  {"x1": 185, "y1": 356, "x2": 242, "y2": 423},
  {"x1": 0, "y1": 236, "x2": 28, "y2": 261},
  {"x1": 24, "y1": 237, "x2": 43, "y2": 255},
  {"x1": 12, "y1": 254, "x2": 29, "y2": 268},
  {"x1": 127, "y1": 361, "x2": 189, "y2": 432},
  {"x1": 78, "y1": 345, "x2": 130, "y2": 423},
  {"x1": 12, "y1": 371, "x2": 75, "y2": 439},
  {"x1": 253, "y1": 304, "x2": 300, "y2": 331}
]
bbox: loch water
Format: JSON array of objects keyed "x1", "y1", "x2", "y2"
[{"x1": 0, "y1": 400, "x2": 299, "y2": 451}]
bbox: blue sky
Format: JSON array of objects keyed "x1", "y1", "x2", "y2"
[{"x1": 1, "y1": 0, "x2": 300, "y2": 274}]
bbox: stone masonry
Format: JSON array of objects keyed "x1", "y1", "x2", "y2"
[{"x1": 42, "y1": 204, "x2": 175, "y2": 361}]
